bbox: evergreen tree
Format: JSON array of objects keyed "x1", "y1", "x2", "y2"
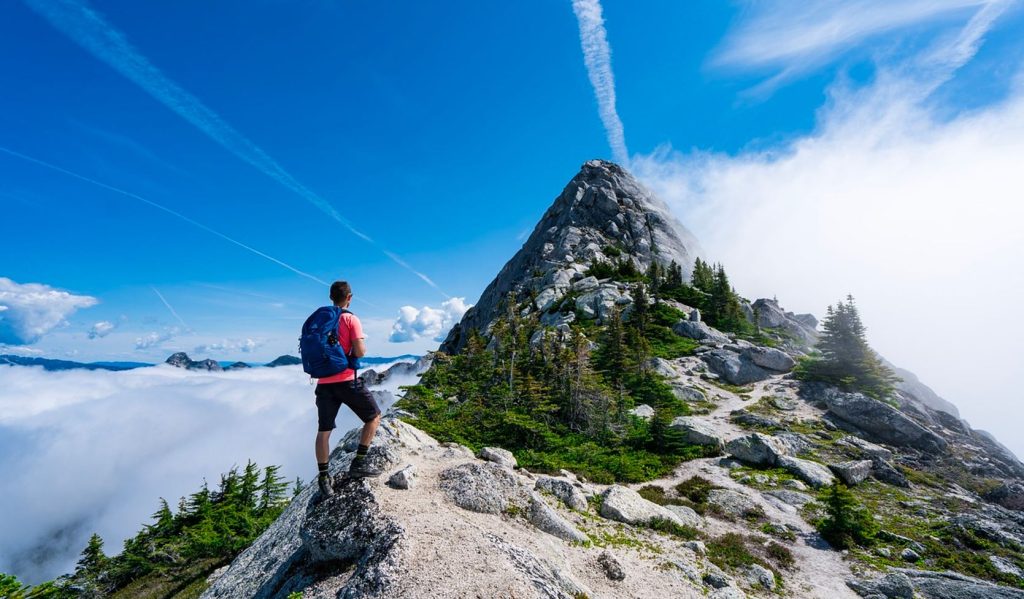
[
  {"x1": 690, "y1": 257, "x2": 714, "y2": 292},
  {"x1": 800, "y1": 295, "x2": 898, "y2": 398},
  {"x1": 258, "y1": 465, "x2": 289, "y2": 513},
  {"x1": 816, "y1": 481, "x2": 877, "y2": 549},
  {"x1": 70, "y1": 533, "x2": 110, "y2": 598}
]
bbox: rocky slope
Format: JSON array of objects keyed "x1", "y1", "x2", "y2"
[{"x1": 203, "y1": 160, "x2": 1024, "y2": 598}]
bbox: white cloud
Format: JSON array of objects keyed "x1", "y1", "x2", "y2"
[
  {"x1": 87, "y1": 321, "x2": 116, "y2": 339},
  {"x1": 0, "y1": 364, "x2": 398, "y2": 584},
  {"x1": 194, "y1": 338, "x2": 263, "y2": 355},
  {"x1": 571, "y1": 0, "x2": 629, "y2": 164},
  {"x1": 711, "y1": 0, "x2": 1005, "y2": 95},
  {"x1": 134, "y1": 327, "x2": 180, "y2": 350},
  {"x1": 0, "y1": 277, "x2": 98, "y2": 345},
  {"x1": 388, "y1": 298, "x2": 471, "y2": 343},
  {"x1": 632, "y1": 10, "x2": 1024, "y2": 460}
]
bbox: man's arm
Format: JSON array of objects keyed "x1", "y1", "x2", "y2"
[{"x1": 350, "y1": 315, "x2": 367, "y2": 358}]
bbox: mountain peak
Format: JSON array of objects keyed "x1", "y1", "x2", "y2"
[{"x1": 441, "y1": 160, "x2": 702, "y2": 353}]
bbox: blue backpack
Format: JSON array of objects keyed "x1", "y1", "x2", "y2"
[{"x1": 299, "y1": 306, "x2": 359, "y2": 378}]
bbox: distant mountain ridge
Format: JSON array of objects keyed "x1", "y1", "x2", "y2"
[{"x1": 0, "y1": 353, "x2": 421, "y2": 373}]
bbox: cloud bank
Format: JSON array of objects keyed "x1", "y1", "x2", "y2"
[
  {"x1": 0, "y1": 277, "x2": 97, "y2": 345},
  {"x1": 633, "y1": 3, "x2": 1024, "y2": 458},
  {"x1": 571, "y1": 0, "x2": 629, "y2": 164},
  {"x1": 0, "y1": 363, "x2": 398, "y2": 584},
  {"x1": 388, "y1": 298, "x2": 470, "y2": 343}
]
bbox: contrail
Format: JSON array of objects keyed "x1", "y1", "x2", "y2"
[
  {"x1": 571, "y1": 0, "x2": 629, "y2": 165},
  {"x1": 21, "y1": 0, "x2": 446, "y2": 297},
  {"x1": 151, "y1": 286, "x2": 189, "y2": 330},
  {"x1": 0, "y1": 145, "x2": 327, "y2": 286}
]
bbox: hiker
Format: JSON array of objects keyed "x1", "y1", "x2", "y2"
[{"x1": 305, "y1": 281, "x2": 383, "y2": 498}]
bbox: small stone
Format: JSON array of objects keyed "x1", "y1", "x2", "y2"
[
  {"x1": 684, "y1": 540, "x2": 706, "y2": 555},
  {"x1": 598, "y1": 550, "x2": 626, "y2": 581},
  {"x1": 387, "y1": 464, "x2": 415, "y2": 489},
  {"x1": 901, "y1": 547, "x2": 921, "y2": 562}
]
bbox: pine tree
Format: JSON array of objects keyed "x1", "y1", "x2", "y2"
[
  {"x1": 70, "y1": 533, "x2": 110, "y2": 597},
  {"x1": 816, "y1": 481, "x2": 877, "y2": 549},
  {"x1": 258, "y1": 465, "x2": 289, "y2": 513},
  {"x1": 690, "y1": 258, "x2": 714, "y2": 292},
  {"x1": 801, "y1": 295, "x2": 898, "y2": 398}
]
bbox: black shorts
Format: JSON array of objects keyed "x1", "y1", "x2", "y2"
[{"x1": 315, "y1": 380, "x2": 381, "y2": 431}]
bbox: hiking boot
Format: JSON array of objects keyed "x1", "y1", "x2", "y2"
[
  {"x1": 318, "y1": 474, "x2": 335, "y2": 497},
  {"x1": 346, "y1": 458, "x2": 382, "y2": 479}
]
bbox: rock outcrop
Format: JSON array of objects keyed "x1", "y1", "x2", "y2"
[
  {"x1": 165, "y1": 352, "x2": 222, "y2": 371},
  {"x1": 815, "y1": 388, "x2": 947, "y2": 452},
  {"x1": 440, "y1": 160, "x2": 702, "y2": 353}
]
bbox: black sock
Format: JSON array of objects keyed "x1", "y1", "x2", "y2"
[
  {"x1": 354, "y1": 444, "x2": 369, "y2": 460},
  {"x1": 318, "y1": 462, "x2": 329, "y2": 477}
]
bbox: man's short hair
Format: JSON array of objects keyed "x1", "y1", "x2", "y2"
[{"x1": 330, "y1": 281, "x2": 352, "y2": 304}]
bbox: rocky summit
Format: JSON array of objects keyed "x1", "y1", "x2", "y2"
[
  {"x1": 201, "y1": 161, "x2": 1024, "y2": 599},
  {"x1": 440, "y1": 159, "x2": 702, "y2": 353}
]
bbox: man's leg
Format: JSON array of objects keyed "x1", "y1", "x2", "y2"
[
  {"x1": 345, "y1": 381, "x2": 383, "y2": 478},
  {"x1": 314, "y1": 385, "x2": 343, "y2": 496}
]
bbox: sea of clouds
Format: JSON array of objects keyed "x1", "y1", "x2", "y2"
[{"x1": 0, "y1": 360, "x2": 413, "y2": 584}]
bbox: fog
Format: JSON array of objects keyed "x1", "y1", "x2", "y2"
[
  {"x1": 0, "y1": 361, "x2": 412, "y2": 583},
  {"x1": 633, "y1": 68, "x2": 1024, "y2": 461}
]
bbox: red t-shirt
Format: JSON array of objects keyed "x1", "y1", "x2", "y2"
[{"x1": 317, "y1": 312, "x2": 364, "y2": 383}]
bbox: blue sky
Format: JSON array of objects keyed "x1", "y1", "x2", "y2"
[{"x1": 2, "y1": 0, "x2": 1023, "y2": 369}]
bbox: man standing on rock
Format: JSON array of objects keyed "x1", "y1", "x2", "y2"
[{"x1": 315, "y1": 281, "x2": 383, "y2": 497}]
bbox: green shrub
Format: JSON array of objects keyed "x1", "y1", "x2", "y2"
[
  {"x1": 675, "y1": 476, "x2": 717, "y2": 504},
  {"x1": 707, "y1": 533, "x2": 761, "y2": 569},
  {"x1": 647, "y1": 517, "x2": 699, "y2": 540}
]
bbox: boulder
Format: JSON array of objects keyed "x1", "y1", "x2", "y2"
[
  {"x1": 534, "y1": 476, "x2": 589, "y2": 511},
  {"x1": 765, "y1": 489, "x2": 815, "y2": 508},
  {"x1": 870, "y1": 457, "x2": 911, "y2": 488},
  {"x1": 837, "y1": 436, "x2": 894, "y2": 461},
  {"x1": 895, "y1": 568, "x2": 1024, "y2": 598},
  {"x1": 597, "y1": 551, "x2": 626, "y2": 581},
  {"x1": 629, "y1": 404, "x2": 655, "y2": 420},
  {"x1": 572, "y1": 276, "x2": 599, "y2": 292},
  {"x1": 438, "y1": 462, "x2": 529, "y2": 514},
  {"x1": 819, "y1": 389, "x2": 947, "y2": 452},
  {"x1": 742, "y1": 346, "x2": 796, "y2": 372},
  {"x1": 673, "y1": 385, "x2": 708, "y2": 403},
  {"x1": 725, "y1": 433, "x2": 790, "y2": 466},
  {"x1": 706, "y1": 489, "x2": 762, "y2": 520},
  {"x1": 702, "y1": 349, "x2": 775, "y2": 385},
  {"x1": 479, "y1": 446, "x2": 518, "y2": 469},
  {"x1": 742, "y1": 564, "x2": 776, "y2": 591},
  {"x1": 576, "y1": 286, "x2": 629, "y2": 321},
  {"x1": 599, "y1": 485, "x2": 683, "y2": 526},
  {"x1": 846, "y1": 573, "x2": 914, "y2": 599},
  {"x1": 665, "y1": 504, "x2": 704, "y2": 529},
  {"x1": 673, "y1": 320, "x2": 730, "y2": 344},
  {"x1": 387, "y1": 464, "x2": 416, "y2": 490},
  {"x1": 527, "y1": 494, "x2": 588, "y2": 543},
  {"x1": 730, "y1": 410, "x2": 782, "y2": 430},
  {"x1": 777, "y1": 455, "x2": 836, "y2": 488},
  {"x1": 533, "y1": 286, "x2": 565, "y2": 313},
  {"x1": 670, "y1": 416, "x2": 724, "y2": 449},
  {"x1": 645, "y1": 357, "x2": 681, "y2": 379},
  {"x1": 829, "y1": 460, "x2": 874, "y2": 486}
]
